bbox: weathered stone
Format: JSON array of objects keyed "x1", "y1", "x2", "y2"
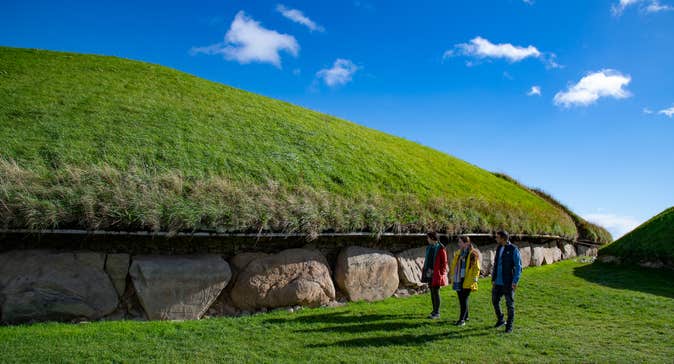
[
  {"x1": 0, "y1": 250, "x2": 118, "y2": 323},
  {"x1": 229, "y1": 252, "x2": 270, "y2": 272},
  {"x1": 561, "y1": 243, "x2": 577, "y2": 260},
  {"x1": 577, "y1": 245, "x2": 598, "y2": 257},
  {"x1": 129, "y1": 255, "x2": 231, "y2": 320},
  {"x1": 598, "y1": 255, "x2": 621, "y2": 264},
  {"x1": 335, "y1": 246, "x2": 398, "y2": 302},
  {"x1": 542, "y1": 244, "x2": 556, "y2": 265},
  {"x1": 230, "y1": 249, "x2": 335, "y2": 311},
  {"x1": 530, "y1": 244, "x2": 546, "y2": 266},
  {"x1": 478, "y1": 244, "x2": 498, "y2": 277},
  {"x1": 105, "y1": 253, "x2": 130, "y2": 297},
  {"x1": 395, "y1": 247, "x2": 426, "y2": 288},
  {"x1": 549, "y1": 243, "x2": 563, "y2": 263},
  {"x1": 518, "y1": 242, "x2": 532, "y2": 268}
]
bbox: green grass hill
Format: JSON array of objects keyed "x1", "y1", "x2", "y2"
[
  {"x1": 601, "y1": 207, "x2": 674, "y2": 264},
  {"x1": 0, "y1": 47, "x2": 609, "y2": 242}
]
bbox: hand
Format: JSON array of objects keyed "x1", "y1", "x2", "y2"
[{"x1": 512, "y1": 283, "x2": 517, "y2": 290}]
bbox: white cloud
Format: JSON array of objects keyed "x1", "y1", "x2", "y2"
[
  {"x1": 445, "y1": 36, "x2": 560, "y2": 68},
  {"x1": 554, "y1": 70, "x2": 632, "y2": 107},
  {"x1": 658, "y1": 106, "x2": 674, "y2": 117},
  {"x1": 276, "y1": 4, "x2": 325, "y2": 32},
  {"x1": 527, "y1": 85, "x2": 542, "y2": 96},
  {"x1": 612, "y1": 0, "x2": 673, "y2": 15},
  {"x1": 646, "y1": 1, "x2": 674, "y2": 12},
  {"x1": 191, "y1": 11, "x2": 299, "y2": 68},
  {"x1": 643, "y1": 107, "x2": 654, "y2": 114},
  {"x1": 316, "y1": 59, "x2": 359, "y2": 87},
  {"x1": 450, "y1": 36, "x2": 541, "y2": 62},
  {"x1": 583, "y1": 213, "x2": 641, "y2": 239}
]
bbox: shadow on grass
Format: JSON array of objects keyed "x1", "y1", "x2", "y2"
[
  {"x1": 264, "y1": 311, "x2": 420, "y2": 325},
  {"x1": 573, "y1": 262, "x2": 674, "y2": 299},
  {"x1": 306, "y1": 328, "x2": 491, "y2": 348},
  {"x1": 297, "y1": 320, "x2": 434, "y2": 334}
]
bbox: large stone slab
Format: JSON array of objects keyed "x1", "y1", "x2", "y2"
[
  {"x1": 561, "y1": 243, "x2": 577, "y2": 260},
  {"x1": 129, "y1": 255, "x2": 231, "y2": 320},
  {"x1": 478, "y1": 244, "x2": 498, "y2": 277},
  {"x1": 548, "y1": 243, "x2": 563, "y2": 264},
  {"x1": 335, "y1": 246, "x2": 398, "y2": 302},
  {"x1": 0, "y1": 250, "x2": 118, "y2": 323},
  {"x1": 518, "y1": 242, "x2": 532, "y2": 268},
  {"x1": 395, "y1": 247, "x2": 426, "y2": 288},
  {"x1": 577, "y1": 245, "x2": 598, "y2": 257},
  {"x1": 105, "y1": 253, "x2": 130, "y2": 297},
  {"x1": 530, "y1": 244, "x2": 546, "y2": 266},
  {"x1": 230, "y1": 249, "x2": 334, "y2": 311}
]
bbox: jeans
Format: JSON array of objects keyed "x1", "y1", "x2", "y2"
[
  {"x1": 457, "y1": 288, "x2": 471, "y2": 321},
  {"x1": 492, "y1": 284, "x2": 515, "y2": 326},
  {"x1": 430, "y1": 286, "x2": 441, "y2": 315}
]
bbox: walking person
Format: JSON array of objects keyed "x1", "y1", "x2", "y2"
[
  {"x1": 421, "y1": 231, "x2": 448, "y2": 319},
  {"x1": 491, "y1": 230, "x2": 522, "y2": 333},
  {"x1": 449, "y1": 236, "x2": 481, "y2": 326}
]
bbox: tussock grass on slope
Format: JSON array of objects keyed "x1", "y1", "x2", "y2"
[
  {"x1": 0, "y1": 47, "x2": 578, "y2": 237},
  {"x1": 493, "y1": 173, "x2": 612, "y2": 244},
  {"x1": 601, "y1": 207, "x2": 674, "y2": 263}
]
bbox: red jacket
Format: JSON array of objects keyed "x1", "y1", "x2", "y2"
[{"x1": 432, "y1": 246, "x2": 448, "y2": 287}]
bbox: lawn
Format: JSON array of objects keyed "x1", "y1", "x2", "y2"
[
  {"x1": 1, "y1": 259, "x2": 672, "y2": 363},
  {"x1": 601, "y1": 207, "x2": 674, "y2": 263}
]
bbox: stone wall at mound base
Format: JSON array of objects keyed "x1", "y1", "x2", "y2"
[{"x1": 0, "y1": 236, "x2": 599, "y2": 325}]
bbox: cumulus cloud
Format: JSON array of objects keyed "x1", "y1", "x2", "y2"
[
  {"x1": 583, "y1": 213, "x2": 641, "y2": 239},
  {"x1": 554, "y1": 70, "x2": 632, "y2": 107},
  {"x1": 191, "y1": 11, "x2": 299, "y2": 68},
  {"x1": 527, "y1": 85, "x2": 542, "y2": 96},
  {"x1": 445, "y1": 36, "x2": 559, "y2": 68},
  {"x1": 659, "y1": 106, "x2": 674, "y2": 117},
  {"x1": 316, "y1": 59, "x2": 359, "y2": 87},
  {"x1": 612, "y1": 0, "x2": 673, "y2": 15},
  {"x1": 276, "y1": 4, "x2": 325, "y2": 32},
  {"x1": 646, "y1": 1, "x2": 674, "y2": 12}
]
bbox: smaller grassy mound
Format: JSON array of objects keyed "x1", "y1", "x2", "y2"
[{"x1": 601, "y1": 207, "x2": 674, "y2": 265}]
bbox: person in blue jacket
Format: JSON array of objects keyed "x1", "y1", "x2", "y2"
[{"x1": 491, "y1": 230, "x2": 522, "y2": 333}]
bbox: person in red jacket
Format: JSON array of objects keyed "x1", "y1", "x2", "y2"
[{"x1": 421, "y1": 231, "x2": 448, "y2": 319}]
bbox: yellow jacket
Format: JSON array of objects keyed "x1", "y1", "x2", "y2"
[{"x1": 449, "y1": 248, "x2": 481, "y2": 291}]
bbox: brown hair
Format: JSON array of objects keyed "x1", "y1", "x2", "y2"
[
  {"x1": 427, "y1": 231, "x2": 439, "y2": 241},
  {"x1": 458, "y1": 236, "x2": 471, "y2": 244}
]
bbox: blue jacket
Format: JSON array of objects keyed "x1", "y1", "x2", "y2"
[{"x1": 492, "y1": 242, "x2": 522, "y2": 288}]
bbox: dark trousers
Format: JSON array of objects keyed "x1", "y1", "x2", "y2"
[
  {"x1": 430, "y1": 286, "x2": 441, "y2": 315},
  {"x1": 457, "y1": 288, "x2": 471, "y2": 321},
  {"x1": 492, "y1": 285, "x2": 515, "y2": 326}
]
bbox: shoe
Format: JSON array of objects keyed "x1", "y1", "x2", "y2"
[
  {"x1": 427, "y1": 313, "x2": 440, "y2": 319},
  {"x1": 454, "y1": 320, "x2": 466, "y2": 326},
  {"x1": 504, "y1": 325, "x2": 513, "y2": 333},
  {"x1": 494, "y1": 320, "x2": 506, "y2": 328}
]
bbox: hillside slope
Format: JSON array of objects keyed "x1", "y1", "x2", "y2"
[
  {"x1": 0, "y1": 47, "x2": 605, "y2": 240},
  {"x1": 601, "y1": 207, "x2": 674, "y2": 264}
]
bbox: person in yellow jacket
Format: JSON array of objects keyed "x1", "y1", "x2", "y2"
[{"x1": 449, "y1": 236, "x2": 481, "y2": 326}]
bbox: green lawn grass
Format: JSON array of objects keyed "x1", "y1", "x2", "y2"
[
  {"x1": 0, "y1": 46, "x2": 608, "y2": 241},
  {"x1": 1, "y1": 260, "x2": 671, "y2": 363},
  {"x1": 601, "y1": 207, "x2": 674, "y2": 263}
]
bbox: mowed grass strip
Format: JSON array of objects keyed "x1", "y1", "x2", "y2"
[
  {"x1": 1, "y1": 260, "x2": 672, "y2": 363},
  {"x1": 0, "y1": 47, "x2": 584, "y2": 237}
]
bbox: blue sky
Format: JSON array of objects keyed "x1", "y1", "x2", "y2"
[{"x1": 2, "y1": 0, "x2": 673, "y2": 237}]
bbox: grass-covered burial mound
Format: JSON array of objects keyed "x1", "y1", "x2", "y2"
[{"x1": 0, "y1": 47, "x2": 609, "y2": 242}]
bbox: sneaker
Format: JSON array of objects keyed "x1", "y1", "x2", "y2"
[
  {"x1": 427, "y1": 313, "x2": 440, "y2": 319},
  {"x1": 454, "y1": 320, "x2": 466, "y2": 326},
  {"x1": 504, "y1": 325, "x2": 513, "y2": 333},
  {"x1": 494, "y1": 320, "x2": 506, "y2": 328}
]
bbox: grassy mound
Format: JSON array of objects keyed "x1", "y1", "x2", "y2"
[
  {"x1": 601, "y1": 207, "x2": 674, "y2": 264},
  {"x1": 1, "y1": 47, "x2": 586, "y2": 238},
  {"x1": 1, "y1": 260, "x2": 672, "y2": 362}
]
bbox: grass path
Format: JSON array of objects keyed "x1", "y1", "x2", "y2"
[{"x1": 1, "y1": 260, "x2": 672, "y2": 363}]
